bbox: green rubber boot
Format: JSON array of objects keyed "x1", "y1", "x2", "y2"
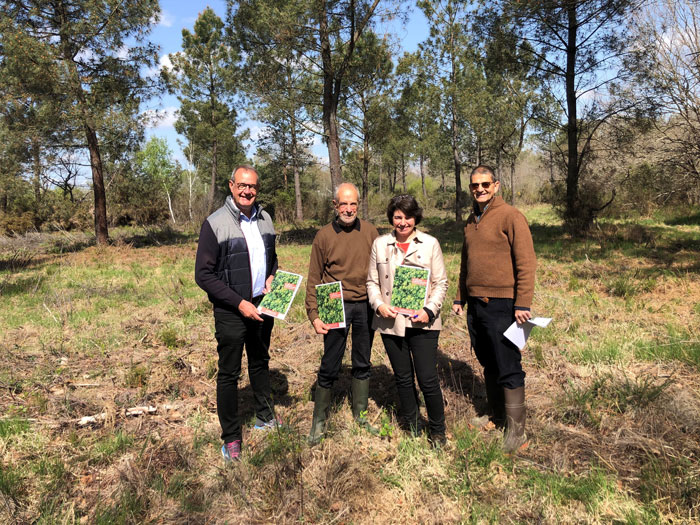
[
  {"x1": 308, "y1": 386, "x2": 331, "y2": 446},
  {"x1": 351, "y1": 378, "x2": 378, "y2": 434}
]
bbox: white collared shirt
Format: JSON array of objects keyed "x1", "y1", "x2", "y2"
[{"x1": 239, "y1": 206, "x2": 267, "y2": 297}]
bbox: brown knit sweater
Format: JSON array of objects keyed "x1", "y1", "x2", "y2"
[
  {"x1": 305, "y1": 218, "x2": 379, "y2": 322},
  {"x1": 455, "y1": 196, "x2": 536, "y2": 309}
]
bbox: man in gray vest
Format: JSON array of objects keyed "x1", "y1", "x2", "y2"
[{"x1": 195, "y1": 165, "x2": 278, "y2": 462}]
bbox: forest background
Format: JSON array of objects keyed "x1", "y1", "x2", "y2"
[{"x1": 1, "y1": 0, "x2": 699, "y2": 523}]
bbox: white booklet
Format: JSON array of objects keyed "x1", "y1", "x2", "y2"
[
  {"x1": 504, "y1": 317, "x2": 552, "y2": 350},
  {"x1": 257, "y1": 270, "x2": 303, "y2": 320}
]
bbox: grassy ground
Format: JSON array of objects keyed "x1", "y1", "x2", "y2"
[{"x1": 1, "y1": 206, "x2": 699, "y2": 523}]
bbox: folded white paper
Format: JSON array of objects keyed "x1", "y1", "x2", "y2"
[{"x1": 503, "y1": 317, "x2": 552, "y2": 350}]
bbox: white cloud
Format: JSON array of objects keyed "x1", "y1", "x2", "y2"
[
  {"x1": 159, "y1": 54, "x2": 174, "y2": 72},
  {"x1": 248, "y1": 125, "x2": 264, "y2": 141},
  {"x1": 145, "y1": 53, "x2": 175, "y2": 78},
  {"x1": 158, "y1": 10, "x2": 175, "y2": 28},
  {"x1": 115, "y1": 45, "x2": 130, "y2": 59},
  {"x1": 142, "y1": 107, "x2": 179, "y2": 129}
]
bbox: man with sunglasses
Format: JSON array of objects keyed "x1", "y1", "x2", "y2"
[
  {"x1": 195, "y1": 165, "x2": 279, "y2": 462},
  {"x1": 452, "y1": 165, "x2": 536, "y2": 453}
]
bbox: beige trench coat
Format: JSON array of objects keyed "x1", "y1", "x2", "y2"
[{"x1": 366, "y1": 229, "x2": 449, "y2": 337}]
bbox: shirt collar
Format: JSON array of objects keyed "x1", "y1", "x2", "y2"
[
  {"x1": 227, "y1": 196, "x2": 258, "y2": 222},
  {"x1": 332, "y1": 217, "x2": 361, "y2": 233},
  {"x1": 388, "y1": 229, "x2": 422, "y2": 245}
]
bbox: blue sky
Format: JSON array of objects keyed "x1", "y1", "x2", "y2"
[{"x1": 143, "y1": 1, "x2": 429, "y2": 165}]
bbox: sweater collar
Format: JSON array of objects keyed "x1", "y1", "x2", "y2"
[
  {"x1": 473, "y1": 195, "x2": 504, "y2": 221},
  {"x1": 332, "y1": 217, "x2": 361, "y2": 233}
]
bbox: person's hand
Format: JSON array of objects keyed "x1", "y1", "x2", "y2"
[
  {"x1": 238, "y1": 299, "x2": 264, "y2": 321},
  {"x1": 452, "y1": 303, "x2": 464, "y2": 316},
  {"x1": 262, "y1": 275, "x2": 274, "y2": 294},
  {"x1": 411, "y1": 310, "x2": 430, "y2": 323},
  {"x1": 312, "y1": 318, "x2": 329, "y2": 335},
  {"x1": 514, "y1": 309, "x2": 532, "y2": 324},
  {"x1": 378, "y1": 304, "x2": 398, "y2": 319}
]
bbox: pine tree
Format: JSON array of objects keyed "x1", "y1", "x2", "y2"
[
  {"x1": 0, "y1": 0, "x2": 161, "y2": 244},
  {"x1": 162, "y1": 7, "x2": 246, "y2": 215}
]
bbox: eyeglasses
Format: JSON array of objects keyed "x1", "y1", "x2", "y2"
[
  {"x1": 470, "y1": 181, "x2": 494, "y2": 191},
  {"x1": 234, "y1": 182, "x2": 258, "y2": 192}
]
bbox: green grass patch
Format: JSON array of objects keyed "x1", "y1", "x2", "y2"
[
  {"x1": 124, "y1": 363, "x2": 150, "y2": 388},
  {"x1": 570, "y1": 338, "x2": 626, "y2": 366},
  {"x1": 451, "y1": 425, "x2": 508, "y2": 493},
  {"x1": 0, "y1": 418, "x2": 31, "y2": 438},
  {"x1": 604, "y1": 273, "x2": 656, "y2": 298},
  {"x1": 249, "y1": 424, "x2": 304, "y2": 468},
  {"x1": 559, "y1": 374, "x2": 673, "y2": 429},
  {"x1": 635, "y1": 326, "x2": 700, "y2": 369},
  {"x1": 95, "y1": 486, "x2": 146, "y2": 524},
  {"x1": 638, "y1": 453, "x2": 700, "y2": 514},
  {"x1": 0, "y1": 461, "x2": 24, "y2": 503},
  {"x1": 166, "y1": 472, "x2": 207, "y2": 513},
  {"x1": 92, "y1": 430, "x2": 134, "y2": 464},
  {"x1": 519, "y1": 467, "x2": 616, "y2": 511}
]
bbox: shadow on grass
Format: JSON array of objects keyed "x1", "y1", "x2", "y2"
[
  {"x1": 277, "y1": 227, "x2": 319, "y2": 245},
  {"x1": 117, "y1": 228, "x2": 197, "y2": 248},
  {"x1": 0, "y1": 275, "x2": 42, "y2": 297},
  {"x1": 302, "y1": 349, "x2": 485, "y2": 429},
  {"x1": 437, "y1": 351, "x2": 486, "y2": 414},
  {"x1": 664, "y1": 210, "x2": 700, "y2": 226},
  {"x1": 237, "y1": 368, "x2": 298, "y2": 428}
]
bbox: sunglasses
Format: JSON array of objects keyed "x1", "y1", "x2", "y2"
[{"x1": 470, "y1": 181, "x2": 494, "y2": 190}]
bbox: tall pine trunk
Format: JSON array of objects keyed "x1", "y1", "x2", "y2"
[
  {"x1": 85, "y1": 124, "x2": 109, "y2": 245},
  {"x1": 292, "y1": 123, "x2": 303, "y2": 221},
  {"x1": 208, "y1": 139, "x2": 218, "y2": 214},
  {"x1": 362, "y1": 131, "x2": 370, "y2": 219},
  {"x1": 566, "y1": 6, "x2": 579, "y2": 225}
]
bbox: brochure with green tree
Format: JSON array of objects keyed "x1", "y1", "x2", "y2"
[
  {"x1": 390, "y1": 265, "x2": 430, "y2": 316},
  {"x1": 316, "y1": 281, "x2": 346, "y2": 329},
  {"x1": 258, "y1": 271, "x2": 303, "y2": 320}
]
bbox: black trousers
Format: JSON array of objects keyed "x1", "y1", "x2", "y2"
[
  {"x1": 214, "y1": 305, "x2": 275, "y2": 443},
  {"x1": 317, "y1": 301, "x2": 374, "y2": 389},
  {"x1": 381, "y1": 329, "x2": 445, "y2": 436},
  {"x1": 466, "y1": 297, "x2": 525, "y2": 389}
]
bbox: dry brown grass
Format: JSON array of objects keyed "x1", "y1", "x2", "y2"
[{"x1": 1, "y1": 212, "x2": 699, "y2": 523}]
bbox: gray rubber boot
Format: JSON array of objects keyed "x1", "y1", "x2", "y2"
[
  {"x1": 503, "y1": 386, "x2": 528, "y2": 453},
  {"x1": 351, "y1": 378, "x2": 378, "y2": 434},
  {"x1": 308, "y1": 386, "x2": 332, "y2": 445}
]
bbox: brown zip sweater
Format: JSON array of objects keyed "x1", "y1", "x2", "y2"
[{"x1": 455, "y1": 195, "x2": 536, "y2": 309}]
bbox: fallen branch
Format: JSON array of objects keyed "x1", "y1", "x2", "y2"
[{"x1": 76, "y1": 405, "x2": 158, "y2": 426}]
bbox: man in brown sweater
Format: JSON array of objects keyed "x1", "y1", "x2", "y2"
[
  {"x1": 305, "y1": 182, "x2": 379, "y2": 444},
  {"x1": 452, "y1": 165, "x2": 536, "y2": 453}
]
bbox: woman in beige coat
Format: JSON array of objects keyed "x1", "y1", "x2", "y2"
[{"x1": 367, "y1": 195, "x2": 449, "y2": 443}]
